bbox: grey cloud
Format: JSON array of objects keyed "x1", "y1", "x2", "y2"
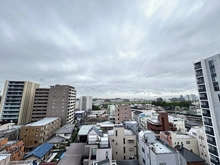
[{"x1": 0, "y1": 0, "x2": 220, "y2": 98}]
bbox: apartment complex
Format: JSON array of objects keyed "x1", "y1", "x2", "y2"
[
  {"x1": 31, "y1": 88, "x2": 49, "y2": 122},
  {"x1": 0, "y1": 80, "x2": 39, "y2": 124},
  {"x1": 19, "y1": 117, "x2": 61, "y2": 149},
  {"x1": 138, "y1": 130, "x2": 187, "y2": 165},
  {"x1": 115, "y1": 105, "x2": 132, "y2": 124},
  {"x1": 108, "y1": 124, "x2": 137, "y2": 160},
  {"x1": 46, "y1": 85, "x2": 76, "y2": 126},
  {"x1": 194, "y1": 54, "x2": 220, "y2": 164},
  {"x1": 80, "y1": 96, "x2": 92, "y2": 112}
]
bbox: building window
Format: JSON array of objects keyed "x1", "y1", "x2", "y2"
[
  {"x1": 186, "y1": 141, "x2": 190, "y2": 144},
  {"x1": 116, "y1": 152, "x2": 118, "y2": 154},
  {"x1": 142, "y1": 158, "x2": 145, "y2": 164},
  {"x1": 124, "y1": 147, "x2": 125, "y2": 153},
  {"x1": 35, "y1": 134, "x2": 38, "y2": 137},
  {"x1": 129, "y1": 148, "x2": 134, "y2": 151},
  {"x1": 142, "y1": 147, "x2": 145, "y2": 153},
  {"x1": 112, "y1": 139, "x2": 114, "y2": 142},
  {"x1": 34, "y1": 140, "x2": 37, "y2": 144},
  {"x1": 159, "y1": 163, "x2": 166, "y2": 165},
  {"x1": 116, "y1": 143, "x2": 117, "y2": 145},
  {"x1": 106, "y1": 151, "x2": 108, "y2": 158},
  {"x1": 115, "y1": 130, "x2": 117, "y2": 136},
  {"x1": 123, "y1": 138, "x2": 125, "y2": 144}
]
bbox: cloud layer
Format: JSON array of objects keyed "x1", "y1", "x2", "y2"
[{"x1": 1, "y1": 0, "x2": 220, "y2": 98}]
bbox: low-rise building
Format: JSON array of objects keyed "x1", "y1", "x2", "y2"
[
  {"x1": 108, "y1": 124, "x2": 137, "y2": 160},
  {"x1": 83, "y1": 126, "x2": 112, "y2": 165},
  {"x1": 188, "y1": 126, "x2": 210, "y2": 164},
  {"x1": 23, "y1": 143, "x2": 53, "y2": 164},
  {"x1": 0, "y1": 123, "x2": 21, "y2": 140},
  {"x1": 0, "y1": 153, "x2": 11, "y2": 165},
  {"x1": 19, "y1": 117, "x2": 61, "y2": 149},
  {"x1": 5, "y1": 140, "x2": 25, "y2": 161},
  {"x1": 138, "y1": 130, "x2": 187, "y2": 165},
  {"x1": 160, "y1": 131, "x2": 199, "y2": 155}
]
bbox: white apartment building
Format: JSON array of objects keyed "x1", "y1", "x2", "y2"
[
  {"x1": 108, "y1": 124, "x2": 137, "y2": 160},
  {"x1": 107, "y1": 105, "x2": 116, "y2": 123},
  {"x1": 80, "y1": 96, "x2": 93, "y2": 111},
  {"x1": 194, "y1": 54, "x2": 220, "y2": 164},
  {"x1": 138, "y1": 130, "x2": 186, "y2": 165},
  {"x1": 83, "y1": 126, "x2": 112, "y2": 165},
  {"x1": 188, "y1": 126, "x2": 210, "y2": 164}
]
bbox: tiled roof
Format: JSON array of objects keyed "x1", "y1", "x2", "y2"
[
  {"x1": 47, "y1": 136, "x2": 67, "y2": 144},
  {"x1": 56, "y1": 123, "x2": 75, "y2": 134},
  {"x1": 23, "y1": 143, "x2": 53, "y2": 159}
]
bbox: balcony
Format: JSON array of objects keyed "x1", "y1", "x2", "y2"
[
  {"x1": 204, "y1": 121, "x2": 213, "y2": 126},
  {"x1": 196, "y1": 73, "x2": 203, "y2": 77},
  {"x1": 203, "y1": 113, "x2": 211, "y2": 117},
  {"x1": 210, "y1": 159, "x2": 220, "y2": 165},
  {"x1": 195, "y1": 64, "x2": 202, "y2": 70},
  {"x1": 198, "y1": 88, "x2": 206, "y2": 92},
  {"x1": 209, "y1": 149, "x2": 219, "y2": 156},
  {"x1": 201, "y1": 105, "x2": 209, "y2": 109},
  {"x1": 197, "y1": 81, "x2": 205, "y2": 85},
  {"x1": 207, "y1": 139, "x2": 216, "y2": 146},
  {"x1": 200, "y1": 97, "x2": 208, "y2": 100}
]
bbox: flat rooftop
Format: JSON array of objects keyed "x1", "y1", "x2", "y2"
[
  {"x1": 26, "y1": 117, "x2": 60, "y2": 126},
  {"x1": 78, "y1": 125, "x2": 99, "y2": 135},
  {"x1": 176, "y1": 134, "x2": 195, "y2": 139},
  {"x1": 108, "y1": 129, "x2": 135, "y2": 136},
  {"x1": 151, "y1": 140, "x2": 173, "y2": 154}
]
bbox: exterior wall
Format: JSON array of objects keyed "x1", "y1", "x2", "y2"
[
  {"x1": 115, "y1": 105, "x2": 132, "y2": 124},
  {"x1": 31, "y1": 88, "x2": 49, "y2": 122},
  {"x1": 0, "y1": 138, "x2": 8, "y2": 146},
  {"x1": 5, "y1": 140, "x2": 25, "y2": 161},
  {"x1": 188, "y1": 127, "x2": 210, "y2": 164},
  {"x1": 96, "y1": 148, "x2": 112, "y2": 161},
  {"x1": 46, "y1": 85, "x2": 76, "y2": 126},
  {"x1": 160, "y1": 131, "x2": 199, "y2": 155},
  {"x1": 0, "y1": 81, "x2": 39, "y2": 125},
  {"x1": 0, "y1": 123, "x2": 15, "y2": 131},
  {"x1": 19, "y1": 118, "x2": 61, "y2": 148},
  {"x1": 0, "y1": 154, "x2": 11, "y2": 165},
  {"x1": 194, "y1": 54, "x2": 220, "y2": 164},
  {"x1": 108, "y1": 126, "x2": 136, "y2": 160}
]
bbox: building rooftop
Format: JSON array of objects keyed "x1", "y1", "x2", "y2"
[
  {"x1": 0, "y1": 153, "x2": 10, "y2": 160},
  {"x1": 58, "y1": 143, "x2": 85, "y2": 165},
  {"x1": 56, "y1": 123, "x2": 75, "y2": 134},
  {"x1": 176, "y1": 134, "x2": 195, "y2": 139},
  {"x1": 78, "y1": 125, "x2": 99, "y2": 135},
  {"x1": 10, "y1": 160, "x2": 33, "y2": 165},
  {"x1": 26, "y1": 117, "x2": 60, "y2": 126},
  {"x1": 23, "y1": 143, "x2": 53, "y2": 159},
  {"x1": 150, "y1": 140, "x2": 173, "y2": 154},
  {"x1": 108, "y1": 129, "x2": 135, "y2": 136}
]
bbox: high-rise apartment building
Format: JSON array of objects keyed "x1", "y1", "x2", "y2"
[
  {"x1": 194, "y1": 54, "x2": 220, "y2": 164},
  {"x1": 0, "y1": 80, "x2": 39, "y2": 124},
  {"x1": 79, "y1": 96, "x2": 92, "y2": 111},
  {"x1": 46, "y1": 84, "x2": 76, "y2": 126},
  {"x1": 31, "y1": 88, "x2": 49, "y2": 122}
]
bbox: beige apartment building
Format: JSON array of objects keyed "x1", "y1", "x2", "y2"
[
  {"x1": 0, "y1": 80, "x2": 39, "y2": 124},
  {"x1": 46, "y1": 85, "x2": 76, "y2": 126},
  {"x1": 19, "y1": 117, "x2": 61, "y2": 149},
  {"x1": 108, "y1": 124, "x2": 137, "y2": 160},
  {"x1": 115, "y1": 105, "x2": 132, "y2": 124},
  {"x1": 31, "y1": 88, "x2": 50, "y2": 122}
]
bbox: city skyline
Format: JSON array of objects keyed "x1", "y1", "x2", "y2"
[{"x1": 1, "y1": 1, "x2": 220, "y2": 98}]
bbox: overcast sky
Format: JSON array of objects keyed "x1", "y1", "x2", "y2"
[{"x1": 0, "y1": 1, "x2": 220, "y2": 99}]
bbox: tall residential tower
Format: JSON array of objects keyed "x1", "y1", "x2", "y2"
[
  {"x1": 46, "y1": 84, "x2": 76, "y2": 126},
  {"x1": 0, "y1": 80, "x2": 39, "y2": 124},
  {"x1": 194, "y1": 54, "x2": 220, "y2": 164}
]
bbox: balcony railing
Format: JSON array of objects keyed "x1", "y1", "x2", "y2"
[
  {"x1": 209, "y1": 149, "x2": 219, "y2": 156},
  {"x1": 203, "y1": 113, "x2": 211, "y2": 117},
  {"x1": 197, "y1": 81, "x2": 205, "y2": 85},
  {"x1": 210, "y1": 158, "x2": 220, "y2": 165},
  {"x1": 207, "y1": 139, "x2": 216, "y2": 146},
  {"x1": 200, "y1": 97, "x2": 208, "y2": 100},
  {"x1": 204, "y1": 121, "x2": 213, "y2": 126},
  {"x1": 196, "y1": 73, "x2": 203, "y2": 77},
  {"x1": 201, "y1": 105, "x2": 209, "y2": 108},
  {"x1": 195, "y1": 65, "x2": 202, "y2": 70},
  {"x1": 198, "y1": 88, "x2": 206, "y2": 92}
]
